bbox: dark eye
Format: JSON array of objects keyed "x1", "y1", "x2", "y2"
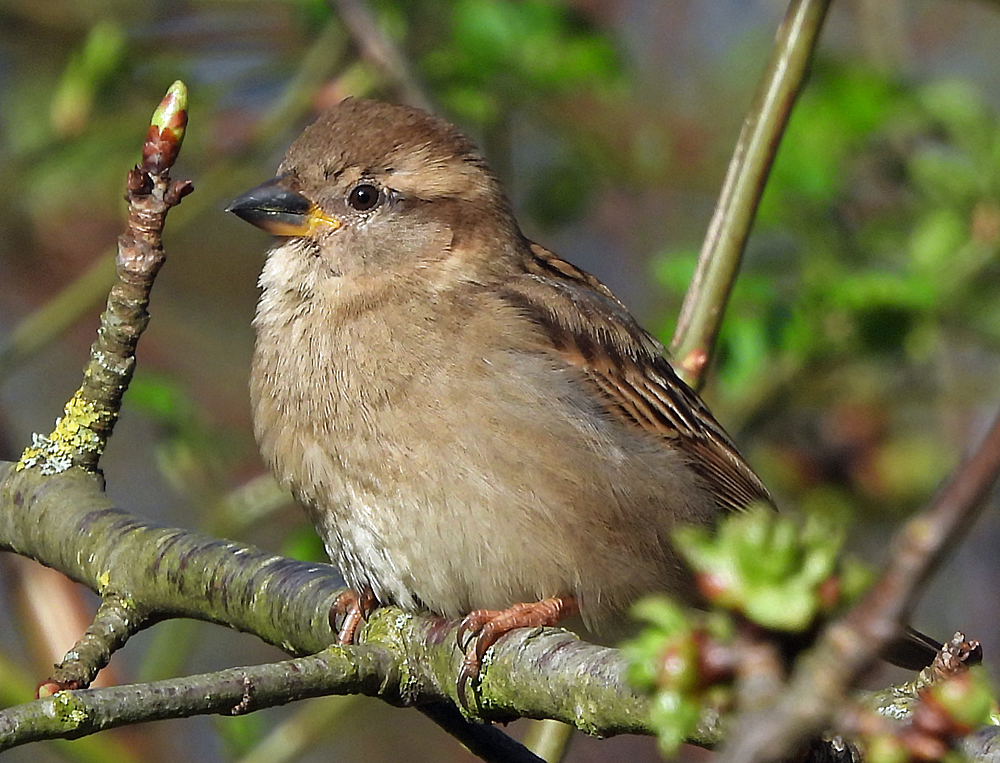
[{"x1": 347, "y1": 183, "x2": 380, "y2": 211}]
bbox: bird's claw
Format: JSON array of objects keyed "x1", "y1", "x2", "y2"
[
  {"x1": 330, "y1": 586, "x2": 377, "y2": 645},
  {"x1": 456, "y1": 608, "x2": 495, "y2": 651},
  {"x1": 455, "y1": 609, "x2": 497, "y2": 711},
  {"x1": 453, "y1": 597, "x2": 579, "y2": 712}
]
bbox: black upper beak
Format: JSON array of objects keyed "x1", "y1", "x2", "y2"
[{"x1": 227, "y1": 176, "x2": 341, "y2": 236}]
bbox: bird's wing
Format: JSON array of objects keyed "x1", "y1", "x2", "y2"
[{"x1": 499, "y1": 241, "x2": 771, "y2": 513}]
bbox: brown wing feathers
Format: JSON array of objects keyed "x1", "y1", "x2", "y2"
[{"x1": 508, "y1": 241, "x2": 772, "y2": 513}]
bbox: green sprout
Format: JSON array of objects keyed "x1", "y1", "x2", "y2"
[{"x1": 674, "y1": 505, "x2": 872, "y2": 632}]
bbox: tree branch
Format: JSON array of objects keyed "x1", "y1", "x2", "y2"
[
  {"x1": 717, "y1": 405, "x2": 1000, "y2": 763},
  {"x1": 15, "y1": 81, "x2": 191, "y2": 474},
  {"x1": 0, "y1": 647, "x2": 398, "y2": 751},
  {"x1": 38, "y1": 596, "x2": 146, "y2": 695},
  {"x1": 328, "y1": 0, "x2": 433, "y2": 111},
  {"x1": 670, "y1": 0, "x2": 832, "y2": 388},
  {"x1": 0, "y1": 460, "x2": 667, "y2": 749}
]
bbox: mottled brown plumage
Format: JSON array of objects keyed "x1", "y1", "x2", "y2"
[
  {"x1": 231, "y1": 97, "x2": 775, "y2": 681},
  {"x1": 231, "y1": 98, "x2": 946, "y2": 688}
]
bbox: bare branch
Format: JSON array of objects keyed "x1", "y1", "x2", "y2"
[
  {"x1": 717, "y1": 406, "x2": 1000, "y2": 763},
  {"x1": 671, "y1": 0, "x2": 832, "y2": 388},
  {"x1": 15, "y1": 81, "x2": 191, "y2": 473},
  {"x1": 328, "y1": 0, "x2": 433, "y2": 111}
]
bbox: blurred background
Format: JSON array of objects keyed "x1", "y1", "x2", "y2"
[{"x1": 3, "y1": 0, "x2": 1000, "y2": 761}]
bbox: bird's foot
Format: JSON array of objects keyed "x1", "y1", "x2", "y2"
[
  {"x1": 455, "y1": 595, "x2": 578, "y2": 710},
  {"x1": 330, "y1": 586, "x2": 378, "y2": 645}
]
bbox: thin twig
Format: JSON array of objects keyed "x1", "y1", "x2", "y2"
[
  {"x1": 670, "y1": 0, "x2": 832, "y2": 388},
  {"x1": 328, "y1": 0, "x2": 433, "y2": 110},
  {"x1": 0, "y1": 647, "x2": 397, "y2": 752},
  {"x1": 38, "y1": 597, "x2": 148, "y2": 696},
  {"x1": 15, "y1": 81, "x2": 192, "y2": 474},
  {"x1": 717, "y1": 405, "x2": 1000, "y2": 763}
]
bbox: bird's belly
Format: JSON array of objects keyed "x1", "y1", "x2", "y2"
[
  {"x1": 279, "y1": 399, "x2": 709, "y2": 629},
  {"x1": 296, "y1": 433, "x2": 567, "y2": 618},
  {"x1": 253, "y1": 326, "x2": 717, "y2": 627}
]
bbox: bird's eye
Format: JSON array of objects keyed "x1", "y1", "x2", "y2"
[{"x1": 347, "y1": 183, "x2": 381, "y2": 212}]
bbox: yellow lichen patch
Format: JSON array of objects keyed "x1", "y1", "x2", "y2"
[
  {"x1": 16, "y1": 389, "x2": 105, "y2": 474},
  {"x1": 50, "y1": 690, "x2": 88, "y2": 727}
]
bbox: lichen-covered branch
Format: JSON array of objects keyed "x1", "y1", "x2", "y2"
[
  {"x1": 16, "y1": 81, "x2": 192, "y2": 474},
  {"x1": 0, "y1": 460, "x2": 670, "y2": 749},
  {"x1": 38, "y1": 596, "x2": 147, "y2": 696},
  {"x1": 0, "y1": 463, "x2": 342, "y2": 655}
]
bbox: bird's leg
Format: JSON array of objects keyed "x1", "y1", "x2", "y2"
[
  {"x1": 456, "y1": 596, "x2": 579, "y2": 708},
  {"x1": 330, "y1": 586, "x2": 378, "y2": 645}
]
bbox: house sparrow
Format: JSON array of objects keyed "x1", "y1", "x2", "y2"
[{"x1": 229, "y1": 97, "x2": 942, "y2": 695}]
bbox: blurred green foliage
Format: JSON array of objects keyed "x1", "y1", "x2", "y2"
[
  {"x1": 50, "y1": 21, "x2": 126, "y2": 138},
  {"x1": 421, "y1": 0, "x2": 619, "y2": 123},
  {"x1": 925, "y1": 667, "x2": 996, "y2": 734},
  {"x1": 624, "y1": 597, "x2": 719, "y2": 757},
  {"x1": 657, "y1": 62, "x2": 1000, "y2": 518},
  {"x1": 861, "y1": 668, "x2": 996, "y2": 763},
  {"x1": 675, "y1": 504, "x2": 871, "y2": 631},
  {"x1": 624, "y1": 505, "x2": 870, "y2": 757},
  {"x1": 4, "y1": 1, "x2": 1000, "y2": 761}
]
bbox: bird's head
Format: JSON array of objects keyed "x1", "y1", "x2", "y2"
[{"x1": 229, "y1": 97, "x2": 517, "y2": 282}]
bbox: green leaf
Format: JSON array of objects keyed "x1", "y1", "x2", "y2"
[{"x1": 673, "y1": 506, "x2": 866, "y2": 631}]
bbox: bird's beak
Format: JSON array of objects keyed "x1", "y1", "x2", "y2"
[{"x1": 227, "y1": 175, "x2": 342, "y2": 236}]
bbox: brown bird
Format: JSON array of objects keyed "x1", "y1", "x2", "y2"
[{"x1": 229, "y1": 97, "x2": 941, "y2": 696}]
